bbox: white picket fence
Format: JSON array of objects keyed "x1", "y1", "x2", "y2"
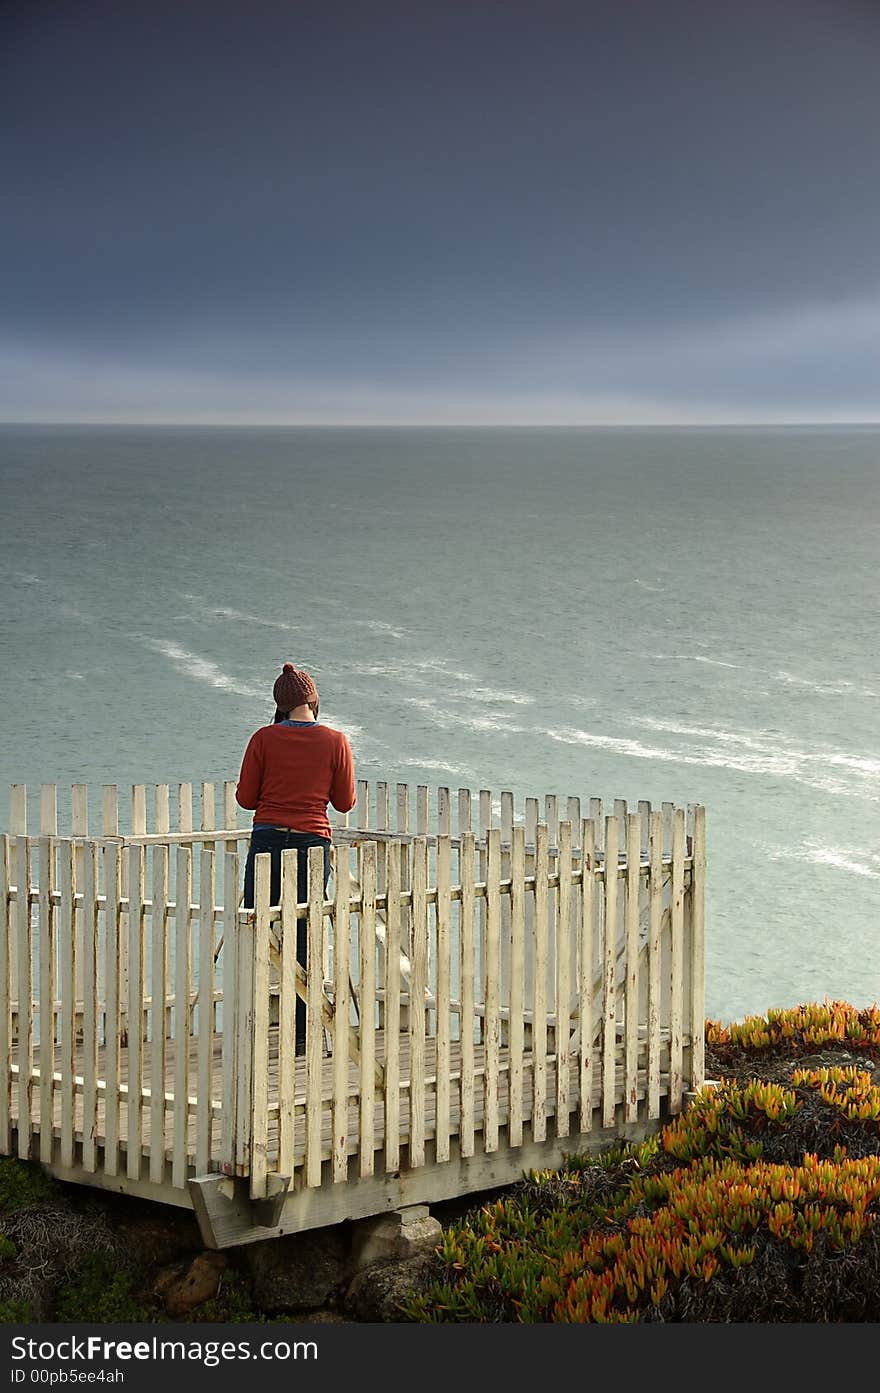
[{"x1": 0, "y1": 779, "x2": 706, "y2": 1241}]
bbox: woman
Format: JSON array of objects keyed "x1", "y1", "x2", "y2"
[{"x1": 236, "y1": 662, "x2": 356, "y2": 1051}]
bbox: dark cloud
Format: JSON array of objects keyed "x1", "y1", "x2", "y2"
[{"x1": 2, "y1": 0, "x2": 879, "y2": 420}]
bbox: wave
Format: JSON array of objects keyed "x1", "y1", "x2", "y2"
[
  {"x1": 767, "y1": 841, "x2": 880, "y2": 881},
  {"x1": 773, "y1": 670, "x2": 877, "y2": 698},
  {"x1": 458, "y1": 686, "x2": 534, "y2": 705},
  {"x1": 352, "y1": 659, "x2": 534, "y2": 706},
  {"x1": 632, "y1": 714, "x2": 880, "y2": 778},
  {"x1": 143, "y1": 639, "x2": 265, "y2": 699},
  {"x1": 692, "y1": 656, "x2": 743, "y2": 669},
  {"x1": 538, "y1": 723, "x2": 879, "y2": 801},
  {"x1": 402, "y1": 696, "x2": 527, "y2": 736},
  {"x1": 397, "y1": 758, "x2": 475, "y2": 778}
]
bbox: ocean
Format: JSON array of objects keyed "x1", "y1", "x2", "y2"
[{"x1": 0, "y1": 423, "x2": 877, "y2": 1025}]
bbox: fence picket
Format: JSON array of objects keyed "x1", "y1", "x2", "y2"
[
  {"x1": 38, "y1": 824, "x2": 56, "y2": 1165},
  {"x1": 221, "y1": 850, "x2": 240, "y2": 1173},
  {"x1": 196, "y1": 849, "x2": 216, "y2": 1175},
  {"x1": 624, "y1": 813, "x2": 641, "y2": 1125},
  {"x1": 16, "y1": 836, "x2": 32, "y2": 1160},
  {"x1": 332, "y1": 846, "x2": 352, "y2": 1183},
  {"x1": 0, "y1": 839, "x2": 10, "y2": 1153},
  {"x1": 691, "y1": 806, "x2": 707, "y2": 1088},
  {"x1": 172, "y1": 844, "x2": 192, "y2": 1188},
  {"x1": 408, "y1": 836, "x2": 428, "y2": 1169},
  {"x1": 602, "y1": 815, "x2": 618, "y2": 1130},
  {"x1": 149, "y1": 844, "x2": 168, "y2": 1183},
  {"x1": 555, "y1": 820, "x2": 572, "y2": 1138},
  {"x1": 126, "y1": 843, "x2": 145, "y2": 1181},
  {"x1": 484, "y1": 827, "x2": 501, "y2": 1153},
  {"x1": 250, "y1": 853, "x2": 270, "y2": 1199},
  {"x1": 305, "y1": 846, "x2": 325, "y2": 1188},
  {"x1": 81, "y1": 843, "x2": 99, "y2": 1173},
  {"x1": 508, "y1": 825, "x2": 525, "y2": 1148},
  {"x1": 358, "y1": 842, "x2": 377, "y2": 1179},
  {"x1": 578, "y1": 818, "x2": 595, "y2": 1133},
  {"x1": 278, "y1": 848, "x2": 298, "y2": 1184},
  {"x1": 532, "y1": 823, "x2": 548, "y2": 1144},
  {"x1": 58, "y1": 842, "x2": 76, "y2": 1168},
  {"x1": 670, "y1": 808, "x2": 686, "y2": 1113},
  {"x1": 435, "y1": 832, "x2": 451, "y2": 1163},
  {"x1": 648, "y1": 811, "x2": 663, "y2": 1119},
  {"x1": 382, "y1": 841, "x2": 401, "y2": 1175}
]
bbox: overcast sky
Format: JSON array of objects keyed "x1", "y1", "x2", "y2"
[{"x1": 2, "y1": 0, "x2": 879, "y2": 424}]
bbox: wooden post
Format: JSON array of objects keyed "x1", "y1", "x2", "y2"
[
  {"x1": 358, "y1": 842, "x2": 377, "y2": 1179},
  {"x1": 524, "y1": 797, "x2": 538, "y2": 1031},
  {"x1": 220, "y1": 849, "x2": 240, "y2": 1174},
  {"x1": 670, "y1": 808, "x2": 685, "y2": 1114},
  {"x1": 408, "y1": 836, "x2": 428, "y2": 1169},
  {"x1": 171, "y1": 844, "x2": 192, "y2": 1189},
  {"x1": 38, "y1": 788, "x2": 57, "y2": 1166},
  {"x1": 555, "y1": 820, "x2": 572, "y2": 1138},
  {"x1": 508, "y1": 824, "x2": 525, "y2": 1149},
  {"x1": 81, "y1": 842, "x2": 99, "y2": 1173},
  {"x1": 149, "y1": 843, "x2": 168, "y2": 1183},
  {"x1": 71, "y1": 784, "x2": 88, "y2": 1030},
  {"x1": 601, "y1": 815, "x2": 618, "y2": 1130},
  {"x1": 484, "y1": 827, "x2": 501, "y2": 1154},
  {"x1": 234, "y1": 860, "x2": 254, "y2": 1177},
  {"x1": 196, "y1": 849, "x2": 216, "y2": 1176},
  {"x1": 397, "y1": 783, "x2": 411, "y2": 1030},
  {"x1": 435, "y1": 832, "x2": 452, "y2": 1164},
  {"x1": 532, "y1": 823, "x2": 548, "y2": 1145},
  {"x1": 59, "y1": 842, "x2": 76, "y2": 1169},
  {"x1": 278, "y1": 847, "x2": 298, "y2": 1185},
  {"x1": 382, "y1": 840, "x2": 401, "y2": 1177},
  {"x1": 250, "y1": 853, "x2": 270, "y2": 1199},
  {"x1": 647, "y1": 811, "x2": 663, "y2": 1120},
  {"x1": 458, "y1": 829, "x2": 475, "y2": 1159},
  {"x1": 305, "y1": 846, "x2": 325, "y2": 1188},
  {"x1": 126, "y1": 842, "x2": 145, "y2": 1181},
  {"x1": 16, "y1": 836, "x2": 32, "y2": 1160},
  {"x1": 691, "y1": 806, "x2": 707, "y2": 1090},
  {"x1": 103, "y1": 835, "x2": 121, "y2": 1175},
  {"x1": 578, "y1": 818, "x2": 596, "y2": 1134},
  {"x1": 332, "y1": 845, "x2": 352, "y2": 1183},
  {"x1": 624, "y1": 813, "x2": 641, "y2": 1125},
  {"x1": 375, "y1": 781, "x2": 389, "y2": 1030},
  {"x1": 0, "y1": 837, "x2": 11, "y2": 1154},
  {"x1": 103, "y1": 842, "x2": 121, "y2": 1177}
]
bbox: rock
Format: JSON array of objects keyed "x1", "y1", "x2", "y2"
[
  {"x1": 350, "y1": 1208, "x2": 442, "y2": 1270},
  {"x1": 243, "y1": 1229, "x2": 348, "y2": 1313},
  {"x1": 344, "y1": 1254, "x2": 440, "y2": 1323},
  {"x1": 162, "y1": 1251, "x2": 227, "y2": 1317}
]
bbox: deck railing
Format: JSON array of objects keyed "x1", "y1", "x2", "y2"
[{"x1": 1, "y1": 779, "x2": 705, "y2": 1235}]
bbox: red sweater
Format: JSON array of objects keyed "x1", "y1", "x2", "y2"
[{"x1": 235, "y1": 723, "x2": 356, "y2": 838}]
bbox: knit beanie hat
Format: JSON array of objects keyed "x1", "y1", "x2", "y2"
[{"x1": 272, "y1": 662, "x2": 319, "y2": 712}]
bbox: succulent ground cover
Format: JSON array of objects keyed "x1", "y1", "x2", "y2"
[{"x1": 404, "y1": 1000, "x2": 880, "y2": 1322}]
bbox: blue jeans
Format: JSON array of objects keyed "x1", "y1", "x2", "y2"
[{"x1": 243, "y1": 828, "x2": 332, "y2": 1050}]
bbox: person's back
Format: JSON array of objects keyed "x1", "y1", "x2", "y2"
[
  {"x1": 236, "y1": 719, "x2": 354, "y2": 837},
  {"x1": 236, "y1": 661, "x2": 355, "y2": 1053}
]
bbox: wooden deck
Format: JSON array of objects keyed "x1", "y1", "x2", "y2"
[{"x1": 8, "y1": 1026, "x2": 679, "y2": 1176}]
